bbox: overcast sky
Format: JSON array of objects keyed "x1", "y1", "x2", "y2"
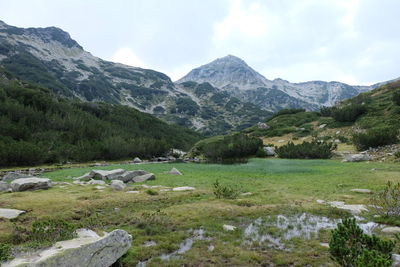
[{"x1": 1, "y1": 0, "x2": 399, "y2": 85}]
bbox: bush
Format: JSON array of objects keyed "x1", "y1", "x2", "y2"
[
  {"x1": 201, "y1": 133, "x2": 263, "y2": 162},
  {"x1": 329, "y1": 218, "x2": 394, "y2": 267},
  {"x1": 319, "y1": 106, "x2": 336, "y2": 117},
  {"x1": 352, "y1": 127, "x2": 399, "y2": 150},
  {"x1": 255, "y1": 147, "x2": 267, "y2": 157},
  {"x1": 393, "y1": 90, "x2": 400, "y2": 106},
  {"x1": 371, "y1": 181, "x2": 400, "y2": 218},
  {"x1": 332, "y1": 104, "x2": 367, "y2": 122},
  {"x1": 145, "y1": 189, "x2": 158, "y2": 196},
  {"x1": 0, "y1": 243, "x2": 11, "y2": 262},
  {"x1": 275, "y1": 141, "x2": 337, "y2": 159},
  {"x1": 213, "y1": 180, "x2": 239, "y2": 199}
]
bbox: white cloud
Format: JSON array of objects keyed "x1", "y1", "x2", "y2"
[{"x1": 111, "y1": 47, "x2": 147, "y2": 68}]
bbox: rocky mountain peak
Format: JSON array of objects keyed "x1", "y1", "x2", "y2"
[{"x1": 177, "y1": 55, "x2": 269, "y2": 90}]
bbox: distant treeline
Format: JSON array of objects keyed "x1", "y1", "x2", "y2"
[{"x1": 0, "y1": 72, "x2": 202, "y2": 166}]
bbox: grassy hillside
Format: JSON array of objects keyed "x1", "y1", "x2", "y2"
[
  {"x1": 244, "y1": 81, "x2": 400, "y2": 150},
  {"x1": 0, "y1": 69, "x2": 202, "y2": 166}
]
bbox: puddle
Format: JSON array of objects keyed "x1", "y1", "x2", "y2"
[
  {"x1": 137, "y1": 229, "x2": 210, "y2": 266},
  {"x1": 243, "y1": 213, "x2": 382, "y2": 250}
]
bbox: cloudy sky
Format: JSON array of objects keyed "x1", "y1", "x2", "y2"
[{"x1": 1, "y1": 0, "x2": 399, "y2": 85}]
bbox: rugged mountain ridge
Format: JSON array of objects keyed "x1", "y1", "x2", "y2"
[
  {"x1": 178, "y1": 55, "x2": 387, "y2": 111},
  {"x1": 0, "y1": 20, "x2": 271, "y2": 135}
]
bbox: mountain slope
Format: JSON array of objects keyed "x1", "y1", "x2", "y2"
[
  {"x1": 0, "y1": 68, "x2": 202, "y2": 166},
  {"x1": 178, "y1": 55, "x2": 381, "y2": 111},
  {"x1": 0, "y1": 20, "x2": 270, "y2": 135}
]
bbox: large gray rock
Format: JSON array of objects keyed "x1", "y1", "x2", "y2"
[
  {"x1": 168, "y1": 168, "x2": 182, "y2": 175},
  {"x1": 110, "y1": 180, "x2": 126, "y2": 191},
  {"x1": 132, "y1": 173, "x2": 155, "y2": 183},
  {"x1": 0, "y1": 181, "x2": 11, "y2": 192},
  {"x1": 11, "y1": 177, "x2": 52, "y2": 192},
  {"x1": 73, "y1": 172, "x2": 92, "y2": 181},
  {"x1": 393, "y1": 254, "x2": 400, "y2": 267},
  {"x1": 263, "y1": 146, "x2": 275, "y2": 156},
  {"x1": 0, "y1": 208, "x2": 25, "y2": 219},
  {"x1": 344, "y1": 153, "x2": 372, "y2": 162},
  {"x1": 87, "y1": 179, "x2": 105, "y2": 185},
  {"x1": 90, "y1": 169, "x2": 125, "y2": 180},
  {"x1": 2, "y1": 172, "x2": 31, "y2": 182},
  {"x1": 4, "y1": 229, "x2": 132, "y2": 267},
  {"x1": 133, "y1": 157, "x2": 142, "y2": 163},
  {"x1": 328, "y1": 201, "x2": 368, "y2": 215},
  {"x1": 118, "y1": 170, "x2": 148, "y2": 183}
]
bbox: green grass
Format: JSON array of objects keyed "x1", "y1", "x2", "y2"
[{"x1": 1, "y1": 158, "x2": 400, "y2": 266}]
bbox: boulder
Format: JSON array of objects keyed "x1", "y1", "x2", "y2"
[
  {"x1": 4, "y1": 229, "x2": 132, "y2": 267},
  {"x1": 328, "y1": 201, "x2": 368, "y2": 215},
  {"x1": 0, "y1": 181, "x2": 11, "y2": 192},
  {"x1": 393, "y1": 254, "x2": 400, "y2": 267},
  {"x1": 87, "y1": 179, "x2": 106, "y2": 185},
  {"x1": 11, "y1": 177, "x2": 52, "y2": 192},
  {"x1": 2, "y1": 172, "x2": 31, "y2": 182},
  {"x1": 110, "y1": 180, "x2": 126, "y2": 191},
  {"x1": 0, "y1": 208, "x2": 25, "y2": 219},
  {"x1": 319, "y1": 124, "x2": 327, "y2": 129},
  {"x1": 132, "y1": 173, "x2": 155, "y2": 183},
  {"x1": 95, "y1": 186, "x2": 106, "y2": 190},
  {"x1": 74, "y1": 172, "x2": 92, "y2": 181},
  {"x1": 382, "y1": 227, "x2": 400, "y2": 234},
  {"x1": 172, "y1": 186, "x2": 195, "y2": 191},
  {"x1": 133, "y1": 157, "x2": 142, "y2": 163},
  {"x1": 263, "y1": 146, "x2": 275, "y2": 156},
  {"x1": 257, "y1": 122, "x2": 269, "y2": 129},
  {"x1": 350, "y1": 189, "x2": 372, "y2": 194},
  {"x1": 90, "y1": 169, "x2": 125, "y2": 180},
  {"x1": 343, "y1": 153, "x2": 372, "y2": 162},
  {"x1": 118, "y1": 170, "x2": 148, "y2": 183},
  {"x1": 168, "y1": 168, "x2": 182, "y2": 175}
]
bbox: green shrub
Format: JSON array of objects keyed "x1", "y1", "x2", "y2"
[
  {"x1": 371, "y1": 181, "x2": 400, "y2": 218},
  {"x1": 255, "y1": 147, "x2": 267, "y2": 157},
  {"x1": 201, "y1": 133, "x2": 262, "y2": 162},
  {"x1": 145, "y1": 189, "x2": 158, "y2": 196},
  {"x1": 393, "y1": 90, "x2": 400, "y2": 106},
  {"x1": 395, "y1": 151, "x2": 400, "y2": 158},
  {"x1": 319, "y1": 106, "x2": 336, "y2": 117},
  {"x1": 0, "y1": 243, "x2": 11, "y2": 262},
  {"x1": 332, "y1": 104, "x2": 367, "y2": 122},
  {"x1": 352, "y1": 127, "x2": 399, "y2": 150},
  {"x1": 213, "y1": 180, "x2": 239, "y2": 199},
  {"x1": 275, "y1": 141, "x2": 336, "y2": 159},
  {"x1": 329, "y1": 218, "x2": 394, "y2": 267}
]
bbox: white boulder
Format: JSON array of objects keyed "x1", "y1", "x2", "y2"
[
  {"x1": 110, "y1": 180, "x2": 126, "y2": 191},
  {"x1": 168, "y1": 168, "x2": 182, "y2": 175},
  {"x1": 0, "y1": 208, "x2": 25, "y2": 219},
  {"x1": 172, "y1": 186, "x2": 195, "y2": 191},
  {"x1": 223, "y1": 224, "x2": 237, "y2": 231}
]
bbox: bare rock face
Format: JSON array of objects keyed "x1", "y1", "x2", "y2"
[
  {"x1": 10, "y1": 177, "x2": 52, "y2": 192},
  {"x1": 3, "y1": 229, "x2": 132, "y2": 267}
]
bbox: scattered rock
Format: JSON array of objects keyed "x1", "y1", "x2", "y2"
[
  {"x1": 4, "y1": 229, "x2": 132, "y2": 267},
  {"x1": 263, "y1": 146, "x2": 275, "y2": 156},
  {"x1": 143, "y1": 240, "x2": 157, "y2": 247},
  {"x1": 278, "y1": 140, "x2": 285, "y2": 143},
  {"x1": 0, "y1": 181, "x2": 11, "y2": 192},
  {"x1": 240, "y1": 192, "x2": 252, "y2": 196},
  {"x1": 11, "y1": 177, "x2": 52, "y2": 192},
  {"x1": 319, "y1": 124, "x2": 327, "y2": 129},
  {"x1": 320, "y1": 242, "x2": 329, "y2": 248},
  {"x1": 74, "y1": 172, "x2": 92, "y2": 181},
  {"x1": 172, "y1": 186, "x2": 195, "y2": 191},
  {"x1": 208, "y1": 245, "x2": 215, "y2": 252},
  {"x1": 133, "y1": 157, "x2": 142, "y2": 163},
  {"x1": 87, "y1": 179, "x2": 106, "y2": 185},
  {"x1": 110, "y1": 180, "x2": 126, "y2": 191},
  {"x1": 75, "y1": 228, "x2": 100, "y2": 238},
  {"x1": 95, "y1": 186, "x2": 106, "y2": 190},
  {"x1": 328, "y1": 201, "x2": 368, "y2": 215},
  {"x1": 73, "y1": 180, "x2": 86, "y2": 185},
  {"x1": 126, "y1": 191, "x2": 140, "y2": 194},
  {"x1": 132, "y1": 173, "x2": 155, "y2": 183},
  {"x1": 223, "y1": 224, "x2": 237, "y2": 231},
  {"x1": 343, "y1": 153, "x2": 372, "y2": 162},
  {"x1": 0, "y1": 208, "x2": 25, "y2": 219},
  {"x1": 160, "y1": 189, "x2": 172, "y2": 192},
  {"x1": 350, "y1": 189, "x2": 372, "y2": 194},
  {"x1": 90, "y1": 169, "x2": 126, "y2": 180},
  {"x1": 392, "y1": 254, "x2": 400, "y2": 267},
  {"x1": 316, "y1": 199, "x2": 326, "y2": 204},
  {"x1": 169, "y1": 167, "x2": 182, "y2": 175},
  {"x1": 381, "y1": 227, "x2": 400, "y2": 234}
]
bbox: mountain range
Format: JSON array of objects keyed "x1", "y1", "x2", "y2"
[{"x1": 0, "y1": 20, "x2": 397, "y2": 135}]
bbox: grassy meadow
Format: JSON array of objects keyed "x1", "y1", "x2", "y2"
[{"x1": 1, "y1": 158, "x2": 400, "y2": 266}]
